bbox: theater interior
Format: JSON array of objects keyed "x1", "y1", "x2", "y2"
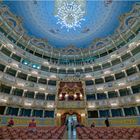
[{"x1": 0, "y1": 0, "x2": 140, "y2": 139}]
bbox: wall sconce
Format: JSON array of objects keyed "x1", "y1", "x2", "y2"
[
  {"x1": 0, "y1": 98, "x2": 7, "y2": 103},
  {"x1": 59, "y1": 94, "x2": 62, "y2": 98},
  {"x1": 17, "y1": 83, "x2": 24, "y2": 87},
  {"x1": 57, "y1": 113, "x2": 61, "y2": 117},
  {"x1": 81, "y1": 113, "x2": 85, "y2": 117},
  {"x1": 111, "y1": 103, "x2": 118, "y2": 107},
  {"x1": 136, "y1": 98, "x2": 140, "y2": 103},
  {"x1": 74, "y1": 94, "x2": 77, "y2": 98},
  {"x1": 65, "y1": 94, "x2": 68, "y2": 98},
  {"x1": 118, "y1": 83, "x2": 125, "y2": 86},
  {"x1": 24, "y1": 102, "x2": 32, "y2": 106},
  {"x1": 80, "y1": 94, "x2": 83, "y2": 98},
  {"x1": 31, "y1": 71, "x2": 38, "y2": 75},
  {"x1": 88, "y1": 105, "x2": 95, "y2": 108}
]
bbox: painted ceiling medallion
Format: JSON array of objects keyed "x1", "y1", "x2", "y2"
[{"x1": 55, "y1": 0, "x2": 86, "y2": 31}]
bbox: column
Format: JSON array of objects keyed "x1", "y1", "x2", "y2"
[
  {"x1": 135, "y1": 106, "x2": 140, "y2": 115},
  {"x1": 93, "y1": 79, "x2": 97, "y2": 100},
  {"x1": 99, "y1": 64, "x2": 103, "y2": 71},
  {"x1": 47, "y1": 79, "x2": 49, "y2": 89},
  {"x1": 10, "y1": 52, "x2": 13, "y2": 57},
  {"x1": 57, "y1": 68, "x2": 59, "y2": 76},
  {"x1": 121, "y1": 108, "x2": 125, "y2": 117},
  {"x1": 74, "y1": 68, "x2": 76, "y2": 74},
  {"x1": 6, "y1": 29, "x2": 14, "y2": 37},
  {"x1": 37, "y1": 77, "x2": 39, "y2": 84},
  {"x1": 108, "y1": 37, "x2": 118, "y2": 50},
  {"x1": 10, "y1": 86, "x2": 15, "y2": 95},
  {"x1": 115, "y1": 89, "x2": 120, "y2": 97},
  {"x1": 15, "y1": 70, "x2": 18, "y2": 78},
  {"x1": 109, "y1": 109, "x2": 112, "y2": 117},
  {"x1": 27, "y1": 74, "x2": 31, "y2": 81},
  {"x1": 66, "y1": 68, "x2": 68, "y2": 74},
  {"x1": 48, "y1": 66, "x2": 51, "y2": 72},
  {"x1": 18, "y1": 108, "x2": 21, "y2": 116},
  {"x1": 109, "y1": 61, "x2": 112, "y2": 67},
  {"x1": 105, "y1": 48, "x2": 109, "y2": 55},
  {"x1": 0, "y1": 43, "x2": 3, "y2": 49},
  {"x1": 91, "y1": 66, "x2": 94, "y2": 72},
  {"x1": 22, "y1": 89, "x2": 27, "y2": 97},
  {"x1": 102, "y1": 76, "x2": 105, "y2": 83},
  {"x1": 15, "y1": 34, "x2": 23, "y2": 44},
  {"x1": 118, "y1": 56, "x2": 123, "y2": 63},
  {"x1": 45, "y1": 93, "x2": 48, "y2": 100},
  {"x1": 24, "y1": 40, "x2": 31, "y2": 50},
  {"x1": 122, "y1": 69, "x2": 127, "y2": 77},
  {"x1": 128, "y1": 28, "x2": 136, "y2": 36},
  {"x1": 108, "y1": 60, "x2": 113, "y2": 68},
  {"x1": 98, "y1": 110, "x2": 100, "y2": 118},
  {"x1": 118, "y1": 31, "x2": 127, "y2": 44},
  {"x1": 0, "y1": 20, "x2": 4, "y2": 27},
  {"x1": 33, "y1": 49, "x2": 36, "y2": 55},
  {"x1": 111, "y1": 73, "x2": 116, "y2": 81},
  {"x1": 4, "y1": 106, "x2": 8, "y2": 115},
  {"x1": 127, "y1": 50, "x2": 133, "y2": 57},
  {"x1": 43, "y1": 110, "x2": 45, "y2": 118},
  {"x1": 83, "y1": 67, "x2": 85, "y2": 73},
  {"x1": 20, "y1": 57, "x2": 24, "y2": 63},
  {"x1": 134, "y1": 65, "x2": 139, "y2": 72},
  {"x1": 4, "y1": 65, "x2": 9, "y2": 73},
  {"x1": 95, "y1": 93, "x2": 97, "y2": 100},
  {"x1": 127, "y1": 86, "x2": 133, "y2": 95},
  {"x1": 105, "y1": 91, "x2": 108, "y2": 99},
  {"x1": 31, "y1": 109, "x2": 33, "y2": 117},
  {"x1": 34, "y1": 91, "x2": 37, "y2": 99}
]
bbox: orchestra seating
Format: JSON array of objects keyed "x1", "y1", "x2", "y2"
[
  {"x1": 0, "y1": 126, "x2": 66, "y2": 139},
  {"x1": 77, "y1": 127, "x2": 140, "y2": 139}
]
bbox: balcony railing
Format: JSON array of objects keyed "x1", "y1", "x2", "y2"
[{"x1": 57, "y1": 100, "x2": 86, "y2": 109}]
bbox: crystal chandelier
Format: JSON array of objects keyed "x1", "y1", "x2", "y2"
[{"x1": 55, "y1": 0, "x2": 86, "y2": 31}]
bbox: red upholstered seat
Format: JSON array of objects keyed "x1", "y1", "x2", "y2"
[
  {"x1": 76, "y1": 127, "x2": 140, "y2": 139},
  {"x1": 0, "y1": 126, "x2": 66, "y2": 139}
]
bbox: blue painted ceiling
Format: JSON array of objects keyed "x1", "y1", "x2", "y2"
[{"x1": 3, "y1": 0, "x2": 136, "y2": 48}]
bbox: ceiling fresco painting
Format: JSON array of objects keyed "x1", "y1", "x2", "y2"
[{"x1": 3, "y1": 0, "x2": 136, "y2": 48}]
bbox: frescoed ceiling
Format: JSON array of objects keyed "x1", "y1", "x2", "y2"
[{"x1": 3, "y1": 0, "x2": 136, "y2": 48}]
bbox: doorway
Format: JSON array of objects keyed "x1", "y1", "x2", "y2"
[
  {"x1": 65, "y1": 114, "x2": 77, "y2": 140},
  {"x1": 66, "y1": 114, "x2": 77, "y2": 130},
  {"x1": 61, "y1": 112, "x2": 81, "y2": 126}
]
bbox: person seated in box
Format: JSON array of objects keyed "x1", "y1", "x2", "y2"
[
  {"x1": 7, "y1": 117, "x2": 14, "y2": 127},
  {"x1": 28, "y1": 118, "x2": 37, "y2": 133}
]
